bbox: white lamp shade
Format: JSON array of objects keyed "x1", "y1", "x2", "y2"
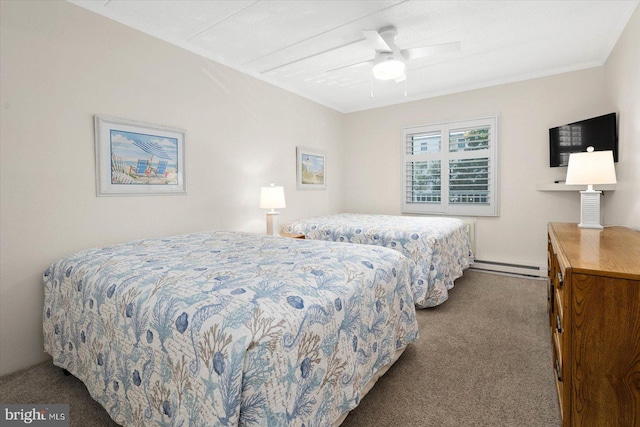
[
  {"x1": 259, "y1": 184, "x2": 286, "y2": 209},
  {"x1": 372, "y1": 59, "x2": 405, "y2": 81},
  {"x1": 565, "y1": 150, "x2": 617, "y2": 185}
]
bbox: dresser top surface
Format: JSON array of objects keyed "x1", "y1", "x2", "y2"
[{"x1": 549, "y1": 222, "x2": 640, "y2": 279}]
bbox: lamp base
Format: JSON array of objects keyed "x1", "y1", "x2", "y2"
[
  {"x1": 266, "y1": 211, "x2": 280, "y2": 236},
  {"x1": 578, "y1": 190, "x2": 603, "y2": 229}
]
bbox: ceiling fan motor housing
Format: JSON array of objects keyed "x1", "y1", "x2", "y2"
[{"x1": 371, "y1": 27, "x2": 406, "y2": 80}]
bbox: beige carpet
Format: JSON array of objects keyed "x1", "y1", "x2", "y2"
[{"x1": 0, "y1": 270, "x2": 559, "y2": 426}]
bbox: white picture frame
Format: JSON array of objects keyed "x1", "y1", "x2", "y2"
[
  {"x1": 296, "y1": 146, "x2": 326, "y2": 190},
  {"x1": 94, "y1": 115, "x2": 186, "y2": 196}
]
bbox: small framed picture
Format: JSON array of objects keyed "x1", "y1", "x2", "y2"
[
  {"x1": 94, "y1": 115, "x2": 186, "y2": 196},
  {"x1": 296, "y1": 146, "x2": 326, "y2": 190}
]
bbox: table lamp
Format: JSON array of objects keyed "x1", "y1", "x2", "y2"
[
  {"x1": 565, "y1": 146, "x2": 617, "y2": 229},
  {"x1": 260, "y1": 183, "x2": 286, "y2": 236}
]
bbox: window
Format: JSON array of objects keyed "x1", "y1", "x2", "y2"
[{"x1": 402, "y1": 116, "x2": 499, "y2": 216}]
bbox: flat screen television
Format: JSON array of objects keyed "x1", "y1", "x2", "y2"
[{"x1": 549, "y1": 112, "x2": 618, "y2": 167}]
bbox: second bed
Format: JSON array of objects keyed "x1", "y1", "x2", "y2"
[{"x1": 282, "y1": 213, "x2": 473, "y2": 308}]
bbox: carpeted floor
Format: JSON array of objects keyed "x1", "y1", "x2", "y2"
[{"x1": 0, "y1": 270, "x2": 559, "y2": 426}]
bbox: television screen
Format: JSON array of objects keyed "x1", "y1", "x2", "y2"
[{"x1": 549, "y1": 113, "x2": 618, "y2": 167}]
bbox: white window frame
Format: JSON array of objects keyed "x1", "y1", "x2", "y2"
[{"x1": 401, "y1": 115, "x2": 499, "y2": 217}]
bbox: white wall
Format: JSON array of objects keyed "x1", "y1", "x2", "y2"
[
  {"x1": 343, "y1": 68, "x2": 612, "y2": 267},
  {"x1": 604, "y1": 5, "x2": 640, "y2": 229},
  {"x1": 0, "y1": 1, "x2": 344, "y2": 376}
]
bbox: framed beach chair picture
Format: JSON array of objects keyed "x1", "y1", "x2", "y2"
[{"x1": 94, "y1": 115, "x2": 186, "y2": 196}]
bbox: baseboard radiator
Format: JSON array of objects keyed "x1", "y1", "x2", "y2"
[
  {"x1": 470, "y1": 259, "x2": 546, "y2": 278},
  {"x1": 409, "y1": 216, "x2": 544, "y2": 278},
  {"x1": 461, "y1": 218, "x2": 477, "y2": 256}
]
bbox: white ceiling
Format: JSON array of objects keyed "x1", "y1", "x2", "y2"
[{"x1": 69, "y1": 0, "x2": 638, "y2": 113}]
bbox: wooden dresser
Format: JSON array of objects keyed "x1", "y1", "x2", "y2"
[{"x1": 547, "y1": 222, "x2": 640, "y2": 426}]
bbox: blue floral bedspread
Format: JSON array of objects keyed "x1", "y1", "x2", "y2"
[
  {"x1": 43, "y1": 230, "x2": 418, "y2": 426},
  {"x1": 282, "y1": 214, "x2": 473, "y2": 308}
]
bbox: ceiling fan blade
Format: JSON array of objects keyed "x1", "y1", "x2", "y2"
[
  {"x1": 362, "y1": 30, "x2": 392, "y2": 52},
  {"x1": 401, "y1": 41, "x2": 461, "y2": 60},
  {"x1": 327, "y1": 59, "x2": 374, "y2": 73}
]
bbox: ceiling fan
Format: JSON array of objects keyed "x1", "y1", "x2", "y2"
[{"x1": 330, "y1": 26, "x2": 461, "y2": 82}]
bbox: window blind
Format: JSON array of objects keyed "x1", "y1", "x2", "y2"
[{"x1": 401, "y1": 116, "x2": 499, "y2": 216}]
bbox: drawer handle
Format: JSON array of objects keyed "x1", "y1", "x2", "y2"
[
  {"x1": 557, "y1": 271, "x2": 563, "y2": 287},
  {"x1": 556, "y1": 315, "x2": 563, "y2": 333},
  {"x1": 555, "y1": 359, "x2": 562, "y2": 382}
]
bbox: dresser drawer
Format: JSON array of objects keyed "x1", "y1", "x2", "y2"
[
  {"x1": 553, "y1": 256, "x2": 568, "y2": 321},
  {"x1": 552, "y1": 289, "x2": 564, "y2": 375},
  {"x1": 554, "y1": 257, "x2": 565, "y2": 290},
  {"x1": 547, "y1": 234, "x2": 553, "y2": 278},
  {"x1": 547, "y1": 279, "x2": 555, "y2": 327},
  {"x1": 553, "y1": 327, "x2": 563, "y2": 375},
  {"x1": 554, "y1": 288, "x2": 564, "y2": 334},
  {"x1": 552, "y1": 331, "x2": 564, "y2": 423},
  {"x1": 547, "y1": 237, "x2": 558, "y2": 327}
]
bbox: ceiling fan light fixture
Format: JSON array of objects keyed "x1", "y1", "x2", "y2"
[{"x1": 372, "y1": 58, "x2": 405, "y2": 81}]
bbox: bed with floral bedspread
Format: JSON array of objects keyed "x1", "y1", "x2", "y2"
[
  {"x1": 43, "y1": 230, "x2": 418, "y2": 426},
  {"x1": 282, "y1": 213, "x2": 473, "y2": 308}
]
